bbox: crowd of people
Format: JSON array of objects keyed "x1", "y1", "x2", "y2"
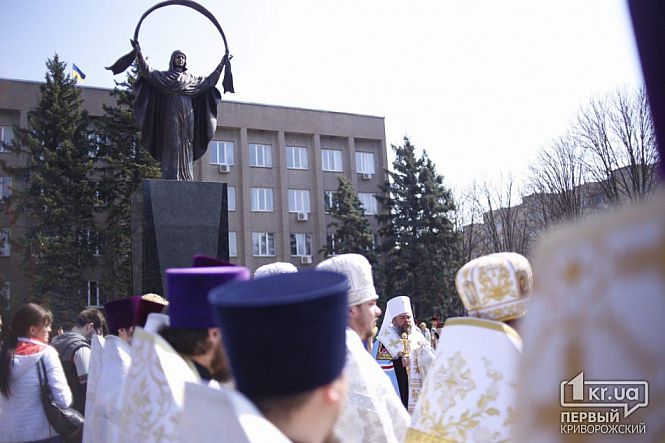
[
  {"x1": 0, "y1": 252, "x2": 526, "y2": 443},
  {"x1": 1, "y1": 225, "x2": 661, "y2": 443}
]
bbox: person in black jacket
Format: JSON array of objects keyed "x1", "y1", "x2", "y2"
[{"x1": 51, "y1": 308, "x2": 106, "y2": 414}]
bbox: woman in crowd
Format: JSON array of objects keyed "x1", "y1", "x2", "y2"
[{"x1": 0, "y1": 303, "x2": 72, "y2": 443}]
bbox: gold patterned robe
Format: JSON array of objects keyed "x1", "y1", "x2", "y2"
[
  {"x1": 407, "y1": 318, "x2": 522, "y2": 442},
  {"x1": 334, "y1": 328, "x2": 410, "y2": 442},
  {"x1": 118, "y1": 328, "x2": 201, "y2": 443},
  {"x1": 514, "y1": 192, "x2": 665, "y2": 442}
]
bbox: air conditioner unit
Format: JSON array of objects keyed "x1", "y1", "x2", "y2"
[
  {"x1": 300, "y1": 255, "x2": 312, "y2": 265},
  {"x1": 361, "y1": 173, "x2": 373, "y2": 180},
  {"x1": 218, "y1": 164, "x2": 231, "y2": 173},
  {"x1": 296, "y1": 212, "x2": 309, "y2": 221}
]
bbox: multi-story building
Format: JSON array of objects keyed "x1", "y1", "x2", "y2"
[
  {"x1": 0, "y1": 78, "x2": 388, "y2": 310},
  {"x1": 461, "y1": 168, "x2": 658, "y2": 261}
]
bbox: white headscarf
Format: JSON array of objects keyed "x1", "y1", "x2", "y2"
[{"x1": 254, "y1": 262, "x2": 298, "y2": 279}]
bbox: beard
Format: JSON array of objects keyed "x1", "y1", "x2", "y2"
[
  {"x1": 400, "y1": 322, "x2": 412, "y2": 335},
  {"x1": 361, "y1": 316, "x2": 376, "y2": 342},
  {"x1": 209, "y1": 345, "x2": 232, "y2": 383}
]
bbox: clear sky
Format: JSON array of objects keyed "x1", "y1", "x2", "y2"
[{"x1": 0, "y1": 0, "x2": 644, "y2": 193}]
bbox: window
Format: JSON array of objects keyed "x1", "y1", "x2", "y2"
[
  {"x1": 287, "y1": 146, "x2": 308, "y2": 170},
  {"x1": 79, "y1": 229, "x2": 102, "y2": 256},
  {"x1": 227, "y1": 186, "x2": 236, "y2": 211},
  {"x1": 252, "y1": 232, "x2": 275, "y2": 256},
  {"x1": 87, "y1": 132, "x2": 104, "y2": 158},
  {"x1": 290, "y1": 233, "x2": 312, "y2": 256},
  {"x1": 355, "y1": 151, "x2": 376, "y2": 174},
  {"x1": 249, "y1": 143, "x2": 272, "y2": 167},
  {"x1": 209, "y1": 140, "x2": 235, "y2": 165},
  {"x1": 92, "y1": 182, "x2": 108, "y2": 208},
  {"x1": 0, "y1": 281, "x2": 9, "y2": 311},
  {"x1": 250, "y1": 187, "x2": 273, "y2": 212},
  {"x1": 326, "y1": 233, "x2": 338, "y2": 256},
  {"x1": 86, "y1": 281, "x2": 102, "y2": 307},
  {"x1": 322, "y1": 149, "x2": 343, "y2": 172},
  {"x1": 0, "y1": 126, "x2": 13, "y2": 152},
  {"x1": 0, "y1": 229, "x2": 9, "y2": 256},
  {"x1": 229, "y1": 232, "x2": 238, "y2": 258},
  {"x1": 0, "y1": 176, "x2": 12, "y2": 200},
  {"x1": 358, "y1": 193, "x2": 378, "y2": 215},
  {"x1": 288, "y1": 189, "x2": 311, "y2": 213},
  {"x1": 324, "y1": 191, "x2": 336, "y2": 213}
]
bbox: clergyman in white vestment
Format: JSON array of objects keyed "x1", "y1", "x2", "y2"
[{"x1": 318, "y1": 253, "x2": 410, "y2": 442}]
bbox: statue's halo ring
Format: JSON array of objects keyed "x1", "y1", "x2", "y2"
[
  {"x1": 107, "y1": 0, "x2": 230, "y2": 75},
  {"x1": 134, "y1": 0, "x2": 230, "y2": 55}
]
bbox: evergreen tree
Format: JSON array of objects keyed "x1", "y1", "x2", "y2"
[
  {"x1": 320, "y1": 176, "x2": 376, "y2": 263},
  {"x1": 1, "y1": 55, "x2": 97, "y2": 324},
  {"x1": 377, "y1": 137, "x2": 463, "y2": 320},
  {"x1": 94, "y1": 67, "x2": 161, "y2": 300}
]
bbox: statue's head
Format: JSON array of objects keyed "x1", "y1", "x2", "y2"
[{"x1": 169, "y1": 50, "x2": 187, "y2": 71}]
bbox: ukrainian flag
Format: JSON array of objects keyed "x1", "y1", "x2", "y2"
[{"x1": 72, "y1": 64, "x2": 86, "y2": 81}]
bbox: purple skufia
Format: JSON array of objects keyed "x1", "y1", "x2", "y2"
[
  {"x1": 629, "y1": 1, "x2": 665, "y2": 176},
  {"x1": 134, "y1": 298, "x2": 166, "y2": 329},
  {"x1": 166, "y1": 266, "x2": 250, "y2": 329},
  {"x1": 104, "y1": 296, "x2": 142, "y2": 335}
]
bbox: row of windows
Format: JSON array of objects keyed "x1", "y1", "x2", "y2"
[
  {"x1": 227, "y1": 232, "x2": 311, "y2": 257},
  {"x1": 228, "y1": 231, "x2": 377, "y2": 258},
  {"x1": 77, "y1": 230, "x2": 373, "y2": 307},
  {"x1": 0, "y1": 225, "x2": 374, "y2": 260},
  {"x1": 209, "y1": 141, "x2": 377, "y2": 174},
  {"x1": 1, "y1": 177, "x2": 377, "y2": 216},
  {"x1": 0, "y1": 280, "x2": 106, "y2": 309},
  {"x1": 227, "y1": 187, "x2": 378, "y2": 215},
  {"x1": 2, "y1": 128, "x2": 378, "y2": 174},
  {"x1": 0, "y1": 229, "x2": 103, "y2": 258},
  {"x1": 0, "y1": 178, "x2": 123, "y2": 208},
  {"x1": 228, "y1": 232, "x2": 323, "y2": 258}
]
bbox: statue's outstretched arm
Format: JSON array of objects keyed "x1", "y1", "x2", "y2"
[
  {"x1": 198, "y1": 54, "x2": 228, "y2": 91},
  {"x1": 131, "y1": 39, "x2": 150, "y2": 77}
]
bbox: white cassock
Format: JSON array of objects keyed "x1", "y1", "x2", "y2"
[
  {"x1": 513, "y1": 192, "x2": 665, "y2": 442},
  {"x1": 176, "y1": 382, "x2": 290, "y2": 443},
  {"x1": 88, "y1": 335, "x2": 132, "y2": 443},
  {"x1": 333, "y1": 328, "x2": 410, "y2": 443},
  {"x1": 375, "y1": 321, "x2": 435, "y2": 413},
  {"x1": 82, "y1": 334, "x2": 105, "y2": 443},
  {"x1": 118, "y1": 327, "x2": 200, "y2": 443},
  {"x1": 407, "y1": 317, "x2": 522, "y2": 443}
]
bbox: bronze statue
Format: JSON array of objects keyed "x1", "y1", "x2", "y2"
[
  {"x1": 132, "y1": 41, "x2": 227, "y2": 180},
  {"x1": 107, "y1": 0, "x2": 234, "y2": 181}
]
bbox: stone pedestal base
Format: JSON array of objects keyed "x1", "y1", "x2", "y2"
[{"x1": 131, "y1": 179, "x2": 229, "y2": 296}]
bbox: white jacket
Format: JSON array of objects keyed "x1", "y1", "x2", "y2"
[{"x1": 0, "y1": 338, "x2": 72, "y2": 443}]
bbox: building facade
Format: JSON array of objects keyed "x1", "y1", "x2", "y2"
[{"x1": 0, "y1": 78, "x2": 388, "y2": 311}]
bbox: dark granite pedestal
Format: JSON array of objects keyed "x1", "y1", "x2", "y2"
[{"x1": 131, "y1": 179, "x2": 229, "y2": 296}]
